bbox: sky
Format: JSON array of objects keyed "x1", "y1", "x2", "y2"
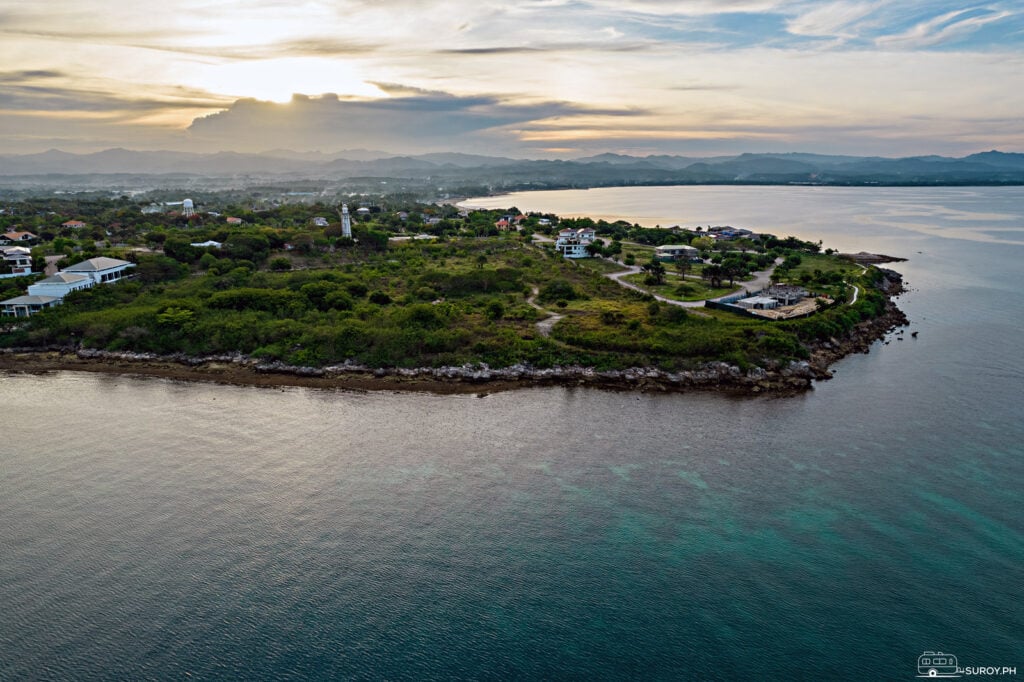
[{"x1": 1, "y1": 0, "x2": 1023, "y2": 158}]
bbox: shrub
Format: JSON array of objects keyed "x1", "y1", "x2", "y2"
[
  {"x1": 269, "y1": 257, "x2": 292, "y2": 271},
  {"x1": 538, "y1": 279, "x2": 579, "y2": 303}
]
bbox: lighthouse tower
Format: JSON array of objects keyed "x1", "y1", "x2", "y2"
[{"x1": 341, "y1": 204, "x2": 352, "y2": 239}]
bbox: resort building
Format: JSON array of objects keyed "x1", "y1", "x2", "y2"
[
  {"x1": 0, "y1": 295, "x2": 61, "y2": 318},
  {"x1": 1, "y1": 256, "x2": 134, "y2": 317}
]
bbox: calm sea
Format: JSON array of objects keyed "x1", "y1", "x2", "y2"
[{"x1": 2, "y1": 187, "x2": 1022, "y2": 680}]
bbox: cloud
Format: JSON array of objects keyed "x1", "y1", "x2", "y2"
[
  {"x1": 582, "y1": 0, "x2": 786, "y2": 16},
  {"x1": 875, "y1": 7, "x2": 1014, "y2": 48},
  {"x1": 0, "y1": 69, "x2": 66, "y2": 83},
  {"x1": 185, "y1": 89, "x2": 643, "y2": 154},
  {"x1": 785, "y1": 1, "x2": 880, "y2": 39}
]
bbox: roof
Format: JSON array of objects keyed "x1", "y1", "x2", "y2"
[
  {"x1": 656, "y1": 244, "x2": 698, "y2": 251},
  {"x1": 35, "y1": 272, "x2": 90, "y2": 285},
  {"x1": 62, "y1": 220, "x2": 86, "y2": 226},
  {"x1": 1, "y1": 295, "x2": 60, "y2": 306},
  {"x1": 2, "y1": 231, "x2": 37, "y2": 240},
  {"x1": 62, "y1": 257, "x2": 134, "y2": 273}
]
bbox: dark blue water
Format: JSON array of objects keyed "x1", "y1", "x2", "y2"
[{"x1": 2, "y1": 188, "x2": 1022, "y2": 680}]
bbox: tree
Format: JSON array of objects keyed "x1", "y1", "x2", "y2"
[
  {"x1": 674, "y1": 259, "x2": 691, "y2": 280},
  {"x1": 641, "y1": 258, "x2": 666, "y2": 285},
  {"x1": 702, "y1": 264, "x2": 725, "y2": 288},
  {"x1": 691, "y1": 236, "x2": 714, "y2": 254}
]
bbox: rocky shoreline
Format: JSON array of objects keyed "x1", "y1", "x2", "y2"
[{"x1": 0, "y1": 272, "x2": 908, "y2": 396}]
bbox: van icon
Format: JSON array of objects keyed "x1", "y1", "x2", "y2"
[{"x1": 918, "y1": 652, "x2": 960, "y2": 678}]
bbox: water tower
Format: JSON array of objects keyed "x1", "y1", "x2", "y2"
[{"x1": 182, "y1": 198, "x2": 195, "y2": 218}]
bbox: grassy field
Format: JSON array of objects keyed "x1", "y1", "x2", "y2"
[{"x1": 621, "y1": 273, "x2": 739, "y2": 302}]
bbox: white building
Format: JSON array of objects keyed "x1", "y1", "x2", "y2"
[
  {"x1": 61, "y1": 257, "x2": 135, "y2": 285},
  {"x1": 0, "y1": 295, "x2": 61, "y2": 317},
  {"x1": 28, "y1": 272, "x2": 93, "y2": 298},
  {"x1": 1, "y1": 246, "x2": 33, "y2": 277},
  {"x1": 554, "y1": 228, "x2": 597, "y2": 259}
]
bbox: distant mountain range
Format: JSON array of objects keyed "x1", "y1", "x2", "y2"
[{"x1": 2, "y1": 148, "x2": 1023, "y2": 189}]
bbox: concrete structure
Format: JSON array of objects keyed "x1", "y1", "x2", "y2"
[
  {"x1": 736, "y1": 296, "x2": 779, "y2": 310},
  {"x1": 182, "y1": 199, "x2": 195, "y2": 218},
  {"x1": 655, "y1": 244, "x2": 699, "y2": 261},
  {"x1": 341, "y1": 204, "x2": 352, "y2": 239},
  {"x1": 766, "y1": 284, "x2": 808, "y2": 306},
  {"x1": 27, "y1": 272, "x2": 92, "y2": 298},
  {"x1": 0, "y1": 295, "x2": 61, "y2": 317},
  {"x1": 61, "y1": 257, "x2": 134, "y2": 285}
]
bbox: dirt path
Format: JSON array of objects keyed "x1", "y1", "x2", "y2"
[{"x1": 526, "y1": 287, "x2": 564, "y2": 337}]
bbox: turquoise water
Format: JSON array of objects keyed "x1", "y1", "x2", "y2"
[{"x1": 2, "y1": 187, "x2": 1023, "y2": 679}]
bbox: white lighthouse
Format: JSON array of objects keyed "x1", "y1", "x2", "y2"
[
  {"x1": 341, "y1": 204, "x2": 352, "y2": 239},
  {"x1": 182, "y1": 198, "x2": 195, "y2": 218}
]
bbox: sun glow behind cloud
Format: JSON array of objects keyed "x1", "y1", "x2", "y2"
[{"x1": 191, "y1": 59, "x2": 384, "y2": 103}]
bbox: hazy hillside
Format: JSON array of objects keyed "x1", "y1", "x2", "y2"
[{"x1": 1, "y1": 148, "x2": 1023, "y2": 190}]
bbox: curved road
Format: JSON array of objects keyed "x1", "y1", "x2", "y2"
[{"x1": 602, "y1": 257, "x2": 783, "y2": 309}]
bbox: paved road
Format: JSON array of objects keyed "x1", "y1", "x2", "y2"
[{"x1": 602, "y1": 264, "x2": 708, "y2": 309}]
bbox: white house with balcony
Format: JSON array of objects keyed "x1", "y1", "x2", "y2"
[
  {"x1": 1, "y1": 246, "x2": 34, "y2": 278},
  {"x1": 61, "y1": 257, "x2": 134, "y2": 285},
  {"x1": 554, "y1": 228, "x2": 597, "y2": 259}
]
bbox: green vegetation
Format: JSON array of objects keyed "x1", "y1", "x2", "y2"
[
  {"x1": 0, "y1": 197, "x2": 896, "y2": 372},
  {"x1": 621, "y1": 274, "x2": 737, "y2": 302}
]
